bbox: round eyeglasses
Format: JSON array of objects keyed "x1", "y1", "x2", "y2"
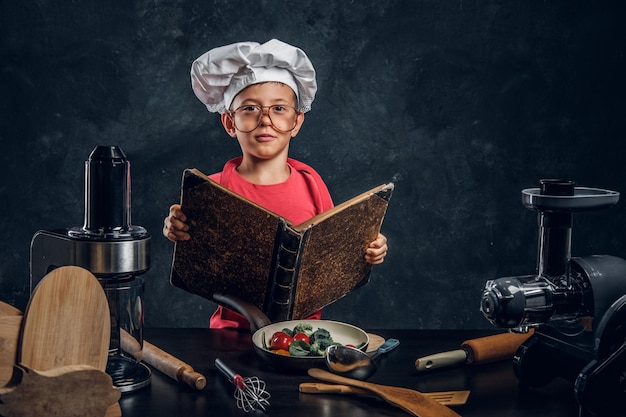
[{"x1": 228, "y1": 105, "x2": 299, "y2": 133}]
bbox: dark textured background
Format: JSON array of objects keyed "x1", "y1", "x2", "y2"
[{"x1": 2, "y1": 0, "x2": 625, "y2": 329}]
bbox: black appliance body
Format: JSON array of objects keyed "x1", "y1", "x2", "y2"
[{"x1": 480, "y1": 179, "x2": 626, "y2": 417}]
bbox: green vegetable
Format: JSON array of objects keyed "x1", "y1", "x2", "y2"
[
  {"x1": 266, "y1": 323, "x2": 355, "y2": 357},
  {"x1": 311, "y1": 328, "x2": 332, "y2": 343},
  {"x1": 309, "y1": 341, "x2": 325, "y2": 356},
  {"x1": 293, "y1": 322, "x2": 314, "y2": 337},
  {"x1": 289, "y1": 339, "x2": 311, "y2": 356}
]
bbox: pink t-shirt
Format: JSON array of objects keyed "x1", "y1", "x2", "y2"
[{"x1": 208, "y1": 157, "x2": 334, "y2": 329}]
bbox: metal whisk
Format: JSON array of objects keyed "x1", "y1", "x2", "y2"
[{"x1": 215, "y1": 358, "x2": 271, "y2": 412}]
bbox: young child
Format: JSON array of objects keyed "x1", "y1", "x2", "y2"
[{"x1": 163, "y1": 39, "x2": 388, "y2": 329}]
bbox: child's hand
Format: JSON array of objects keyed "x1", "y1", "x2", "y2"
[
  {"x1": 365, "y1": 233, "x2": 388, "y2": 265},
  {"x1": 163, "y1": 204, "x2": 190, "y2": 242}
]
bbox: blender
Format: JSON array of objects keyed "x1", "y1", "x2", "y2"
[{"x1": 30, "y1": 145, "x2": 151, "y2": 392}]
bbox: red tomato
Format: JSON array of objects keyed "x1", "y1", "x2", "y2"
[
  {"x1": 270, "y1": 331, "x2": 293, "y2": 351},
  {"x1": 345, "y1": 344, "x2": 357, "y2": 348},
  {"x1": 293, "y1": 333, "x2": 310, "y2": 344}
]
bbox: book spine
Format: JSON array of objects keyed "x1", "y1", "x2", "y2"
[{"x1": 265, "y1": 222, "x2": 306, "y2": 321}]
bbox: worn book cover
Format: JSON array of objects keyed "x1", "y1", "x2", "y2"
[{"x1": 170, "y1": 168, "x2": 393, "y2": 321}]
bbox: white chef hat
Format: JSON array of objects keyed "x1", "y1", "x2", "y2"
[{"x1": 191, "y1": 39, "x2": 317, "y2": 114}]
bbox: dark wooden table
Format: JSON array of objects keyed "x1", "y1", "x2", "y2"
[{"x1": 119, "y1": 328, "x2": 582, "y2": 416}]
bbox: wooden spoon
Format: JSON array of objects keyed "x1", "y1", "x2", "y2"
[
  {"x1": 19, "y1": 266, "x2": 121, "y2": 417},
  {"x1": 308, "y1": 368, "x2": 461, "y2": 417}
]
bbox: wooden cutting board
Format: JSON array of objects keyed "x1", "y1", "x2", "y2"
[
  {"x1": 0, "y1": 302, "x2": 22, "y2": 317},
  {"x1": 366, "y1": 333, "x2": 386, "y2": 353},
  {"x1": 20, "y1": 266, "x2": 111, "y2": 371},
  {"x1": 0, "y1": 364, "x2": 120, "y2": 417},
  {"x1": 18, "y1": 266, "x2": 121, "y2": 417},
  {"x1": 0, "y1": 302, "x2": 22, "y2": 387}
]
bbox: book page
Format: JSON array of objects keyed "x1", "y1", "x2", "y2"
[
  {"x1": 170, "y1": 169, "x2": 281, "y2": 311},
  {"x1": 294, "y1": 183, "x2": 393, "y2": 230},
  {"x1": 290, "y1": 187, "x2": 392, "y2": 318}
]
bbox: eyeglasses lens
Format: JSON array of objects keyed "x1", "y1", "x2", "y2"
[{"x1": 232, "y1": 106, "x2": 297, "y2": 133}]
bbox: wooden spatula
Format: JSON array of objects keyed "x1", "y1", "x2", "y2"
[
  {"x1": 308, "y1": 368, "x2": 461, "y2": 417},
  {"x1": 0, "y1": 302, "x2": 22, "y2": 387},
  {"x1": 18, "y1": 266, "x2": 121, "y2": 417},
  {"x1": 299, "y1": 382, "x2": 470, "y2": 406}
]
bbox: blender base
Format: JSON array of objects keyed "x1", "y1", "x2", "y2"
[{"x1": 106, "y1": 356, "x2": 152, "y2": 393}]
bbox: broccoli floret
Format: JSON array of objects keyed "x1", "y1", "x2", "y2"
[
  {"x1": 293, "y1": 322, "x2": 314, "y2": 337},
  {"x1": 311, "y1": 328, "x2": 332, "y2": 343},
  {"x1": 309, "y1": 340, "x2": 327, "y2": 356},
  {"x1": 309, "y1": 342, "x2": 323, "y2": 356},
  {"x1": 310, "y1": 338, "x2": 335, "y2": 356},
  {"x1": 289, "y1": 340, "x2": 311, "y2": 356}
]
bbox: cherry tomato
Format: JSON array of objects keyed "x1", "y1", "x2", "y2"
[
  {"x1": 270, "y1": 331, "x2": 293, "y2": 351},
  {"x1": 345, "y1": 344, "x2": 357, "y2": 348},
  {"x1": 293, "y1": 333, "x2": 310, "y2": 344}
]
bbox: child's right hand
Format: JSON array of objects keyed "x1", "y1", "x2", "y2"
[{"x1": 163, "y1": 204, "x2": 190, "y2": 242}]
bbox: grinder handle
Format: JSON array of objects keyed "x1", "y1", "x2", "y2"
[{"x1": 463, "y1": 329, "x2": 534, "y2": 365}]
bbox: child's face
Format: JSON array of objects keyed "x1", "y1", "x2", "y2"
[{"x1": 222, "y1": 82, "x2": 304, "y2": 162}]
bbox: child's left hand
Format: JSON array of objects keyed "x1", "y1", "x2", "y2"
[{"x1": 365, "y1": 233, "x2": 388, "y2": 265}]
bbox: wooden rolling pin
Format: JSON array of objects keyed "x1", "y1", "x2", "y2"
[
  {"x1": 415, "y1": 329, "x2": 534, "y2": 372},
  {"x1": 120, "y1": 330, "x2": 206, "y2": 390}
]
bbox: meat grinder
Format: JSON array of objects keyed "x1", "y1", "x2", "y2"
[
  {"x1": 480, "y1": 179, "x2": 626, "y2": 417},
  {"x1": 29, "y1": 145, "x2": 151, "y2": 392}
]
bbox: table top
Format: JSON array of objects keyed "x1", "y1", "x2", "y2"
[{"x1": 119, "y1": 328, "x2": 581, "y2": 417}]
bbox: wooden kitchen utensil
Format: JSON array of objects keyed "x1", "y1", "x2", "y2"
[
  {"x1": 0, "y1": 364, "x2": 120, "y2": 417},
  {"x1": 366, "y1": 333, "x2": 386, "y2": 353},
  {"x1": 143, "y1": 338, "x2": 207, "y2": 390},
  {"x1": 20, "y1": 266, "x2": 111, "y2": 371},
  {"x1": 299, "y1": 382, "x2": 470, "y2": 406},
  {"x1": 308, "y1": 368, "x2": 461, "y2": 417},
  {"x1": 415, "y1": 329, "x2": 534, "y2": 371},
  {"x1": 0, "y1": 302, "x2": 22, "y2": 387},
  {"x1": 0, "y1": 302, "x2": 21, "y2": 316},
  {"x1": 120, "y1": 328, "x2": 207, "y2": 390},
  {"x1": 18, "y1": 266, "x2": 121, "y2": 417},
  {"x1": 0, "y1": 320, "x2": 121, "y2": 416}
]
